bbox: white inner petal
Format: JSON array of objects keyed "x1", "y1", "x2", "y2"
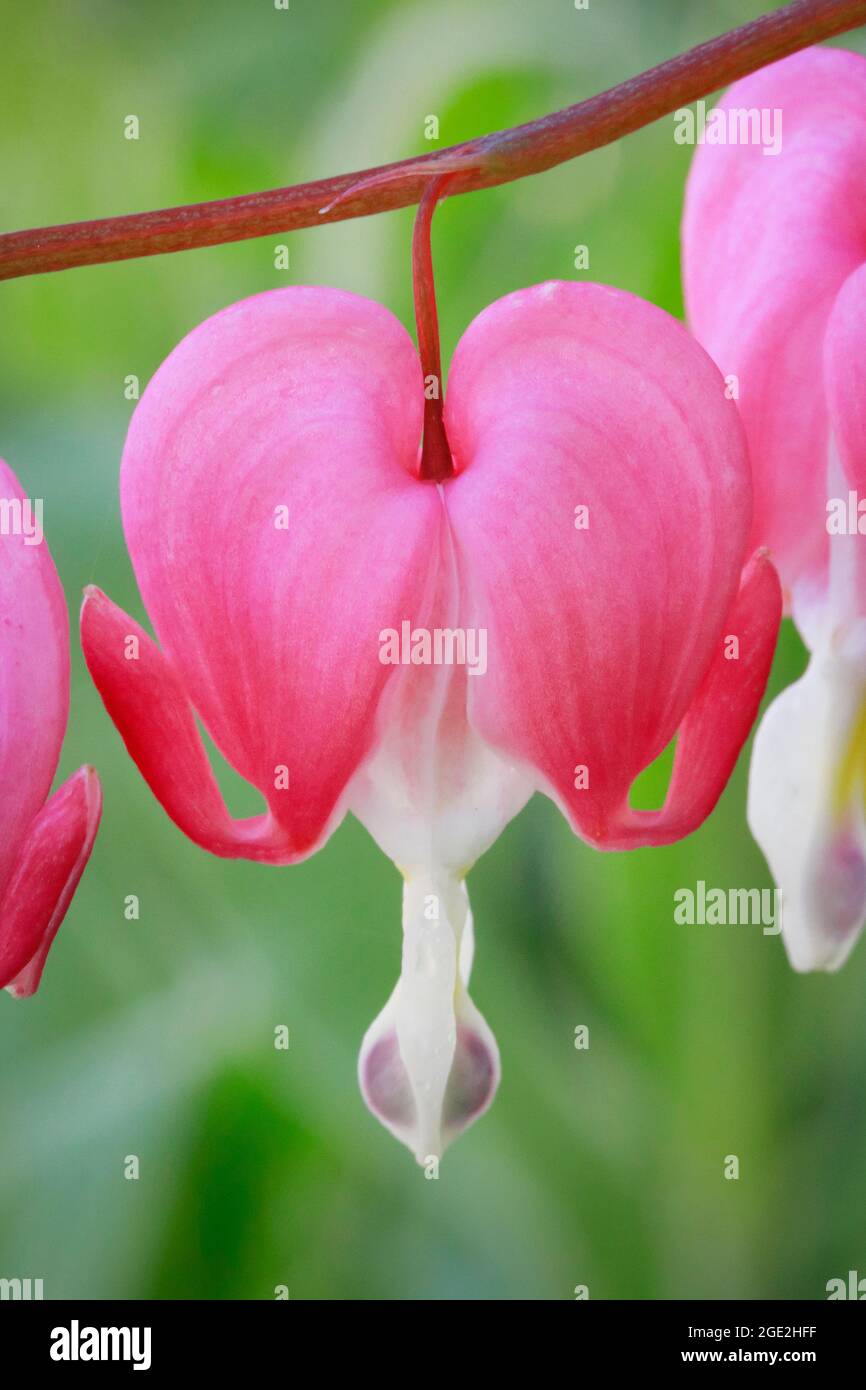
[
  {"x1": 749, "y1": 439, "x2": 866, "y2": 972},
  {"x1": 349, "y1": 488, "x2": 534, "y2": 1159},
  {"x1": 748, "y1": 642, "x2": 866, "y2": 971}
]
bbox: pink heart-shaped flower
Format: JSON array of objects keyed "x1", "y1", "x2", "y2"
[{"x1": 81, "y1": 280, "x2": 780, "y2": 1157}]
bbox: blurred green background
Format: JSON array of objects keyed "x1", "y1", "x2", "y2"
[{"x1": 1, "y1": 0, "x2": 864, "y2": 1301}]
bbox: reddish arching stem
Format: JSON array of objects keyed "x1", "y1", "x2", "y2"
[
  {"x1": 0, "y1": 0, "x2": 864, "y2": 281},
  {"x1": 413, "y1": 177, "x2": 455, "y2": 483}
]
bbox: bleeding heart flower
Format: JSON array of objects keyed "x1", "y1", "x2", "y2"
[
  {"x1": 0, "y1": 459, "x2": 101, "y2": 997},
  {"x1": 682, "y1": 46, "x2": 866, "y2": 972},
  {"x1": 80, "y1": 277, "x2": 780, "y2": 1160}
]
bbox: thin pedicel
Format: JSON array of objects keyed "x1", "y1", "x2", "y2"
[{"x1": 0, "y1": 0, "x2": 863, "y2": 280}]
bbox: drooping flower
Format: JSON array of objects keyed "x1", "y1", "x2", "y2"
[
  {"x1": 682, "y1": 46, "x2": 866, "y2": 972},
  {"x1": 0, "y1": 459, "x2": 101, "y2": 997},
  {"x1": 81, "y1": 277, "x2": 780, "y2": 1160}
]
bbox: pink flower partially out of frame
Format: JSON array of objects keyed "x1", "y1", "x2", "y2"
[
  {"x1": 0, "y1": 459, "x2": 101, "y2": 998},
  {"x1": 683, "y1": 46, "x2": 866, "y2": 972}
]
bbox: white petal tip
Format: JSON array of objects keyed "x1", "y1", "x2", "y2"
[{"x1": 358, "y1": 997, "x2": 500, "y2": 1161}]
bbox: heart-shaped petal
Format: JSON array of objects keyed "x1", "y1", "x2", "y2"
[
  {"x1": 442, "y1": 281, "x2": 772, "y2": 845},
  {"x1": 86, "y1": 288, "x2": 444, "y2": 860}
]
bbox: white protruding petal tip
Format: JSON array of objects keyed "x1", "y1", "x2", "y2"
[{"x1": 358, "y1": 875, "x2": 499, "y2": 1161}]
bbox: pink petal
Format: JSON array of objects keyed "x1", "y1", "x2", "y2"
[
  {"x1": 443, "y1": 281, "x2": 757, "y2": 846},
  {"x1": 81, "y1": 585, "x2": 303, "y2": 860},
  {"x1": 824, "y1": 262, "x2": 866, "y2": 496},
  {"x1": 682, "y1": 47, "x2": 866, "y2": 590},
  {"x1": 1, "y1": 766, "x2": 102, "y2": 997},
  {"x1": 0, "y1": 459, "x2": 100, "y2": 995},
  {"x1": 613, "y1": 552, "x2": 781, "y2": 847},
  {"x1": 94, "y1": 288, "x2": 444, "y2": 858},
  {"x1": 823, "y1": 263, "x2": 866, "y2": 607},
  {"x1": 0, "y1": 458, "x2": 69, "y2": 892}
]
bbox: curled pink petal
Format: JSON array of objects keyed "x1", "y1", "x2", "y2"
[
  {"x1": 611, "y1": 551, "x2": 782, "y2": 847},
  {"x1": 1, "y1": 766, "x2": 102, "y2": 997},
  {"x1": 80, "y1": 586, "x2": 297, "y2": 861}
]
